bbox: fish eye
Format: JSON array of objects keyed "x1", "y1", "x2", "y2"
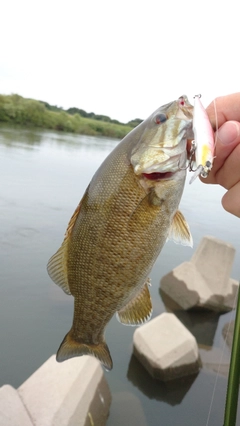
[
  {"x1": 178, "y1": 96, "x2": 185, "y2": 106},
  {"x1": 155, "y1": 113, "x2": 167, "y2": 124}
]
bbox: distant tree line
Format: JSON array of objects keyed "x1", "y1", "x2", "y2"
[
  {"x1": 65, "y1": 106, "x2": 142, "y2": 128},
  {"x1": 0, "y1": 94, "x2": 143, "y2": 139}
]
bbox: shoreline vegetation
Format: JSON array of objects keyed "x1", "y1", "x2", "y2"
[{"x1": 0, "y1": 94, "x2": 143, "y2": 139}]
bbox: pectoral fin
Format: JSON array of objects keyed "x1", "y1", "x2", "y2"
[
  {"x1": 116, "y1": 280, "x2": 152, "y2": 326},
  {"x1": 168, "y1": 210, "x2": 193, "y2": 247}
]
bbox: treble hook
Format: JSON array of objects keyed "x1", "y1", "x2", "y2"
[
  {"x1": 188, "y1": 140, "x2": 198, "y2": 172},
  {"x1": 178, "y1": 140, "x2": 197, "y2": 171}
]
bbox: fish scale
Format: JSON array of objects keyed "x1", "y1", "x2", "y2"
[{"x1": 47, "y1": 95, "x2": 194, "y2": 370}]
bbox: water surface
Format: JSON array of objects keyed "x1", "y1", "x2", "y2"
[{"x1": 0, "y1": 125, "x2": 240, "y2": 425}]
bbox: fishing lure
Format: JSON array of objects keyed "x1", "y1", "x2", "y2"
[{"x1": 189, "y1": 94, "x2": 215, "y2": 184}]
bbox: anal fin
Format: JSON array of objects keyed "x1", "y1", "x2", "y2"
[{"x1": 116, "y1": 280, "x2": 152, "y2": 326}]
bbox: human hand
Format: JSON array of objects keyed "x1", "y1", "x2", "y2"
[{"x1": 199, "y1": 93, "x2": 240, "y2": 217}]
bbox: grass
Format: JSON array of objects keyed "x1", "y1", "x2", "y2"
[{"x1": 0, "y1": 94, "x2": 137, "y2": 139}]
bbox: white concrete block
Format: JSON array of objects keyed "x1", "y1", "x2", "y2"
[
  {"x1": 191, "y1": 236, "x2": 235, "y2": 297},
  {"x1": 0, "y1": 385, "x2": 33, "y2": 426},
  {"x1": 160, "y1": 261, "x2": 212, "y2": 310},
  {"x1": 222, "y1": 278, "x2": 239, "y2": 310},
  {"x1": 133, "y1": 313, "x2": 200, "y2": 381},
  {"x1": 160, "y1": 236, "x2": 238, "y2": 312},
  {"x1": 18, "y1": 355, "x2": 111, "y2": 426}
]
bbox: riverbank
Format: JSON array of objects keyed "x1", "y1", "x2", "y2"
[{"x1": 0, "y1": 94, "x2": 140, "y2": 139}]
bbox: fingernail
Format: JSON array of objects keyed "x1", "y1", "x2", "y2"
[{"x1": 218, "y1": 121, "x2": 240, "y2": 145}]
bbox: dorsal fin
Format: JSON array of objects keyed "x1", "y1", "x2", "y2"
[
  {"x1": 47, "y1": 196, "x2": 85, "y2": 295},
  {"x1": 64, "y1": 201, "x2": 82, "y2": 240},
  {"x1": 168, "y1": 210, "x2": 193, "y2": 247},
  {"x1": 47, "y1": 240, "x2": 71, "y2": 294}
]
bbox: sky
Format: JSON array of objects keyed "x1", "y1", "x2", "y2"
[{"x1": 1, "y1": 0, "x2": 239, "y2": 123}]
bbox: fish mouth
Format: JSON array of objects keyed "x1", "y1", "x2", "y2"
[
  {"x1": 139, "y1": 150, "x2": 187, "y2": 178},
  {"x1": 142, "y1": 171, "x2": 175, "y2": 181}
]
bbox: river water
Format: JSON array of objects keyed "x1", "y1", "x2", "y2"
[{"x1": 0, "y1": 125, "x2": 240, "y2": 425}]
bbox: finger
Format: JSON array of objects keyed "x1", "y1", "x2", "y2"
[
  {"x1": 222, "y1": 182, "x2": 240, "y2": 217},
  {"x1": 215, "y1": 143, "x2": 240, "y2": 189},
  {"x1": 187, "y1": 96, "x2": 240, "y2": 156},
  {"x1": 207, "y1": 93, "x2": 240, "y2": 131},
  {"x1": 200, "y1": 121, "x2": 240, "y2": 185}
]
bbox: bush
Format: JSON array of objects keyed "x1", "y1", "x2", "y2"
[{"x1": 0, "y1": 94, "x2": 138, "y2": 139}]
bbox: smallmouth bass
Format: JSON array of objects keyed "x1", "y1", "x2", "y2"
[{"x1": 47, "y1": 95, "x2": 194, "y2": 370}]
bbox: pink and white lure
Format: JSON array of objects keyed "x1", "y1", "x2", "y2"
[{"x1": 189, "y1": 94, "x2": 215, "y2": 184}]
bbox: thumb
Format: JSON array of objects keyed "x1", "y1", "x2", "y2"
[
  {"x1": 202, "y1": 121, "x2": 240, "y2": 184},
  {"x1": 217, "y1": 120, "x2": 240, "y2": 143}
]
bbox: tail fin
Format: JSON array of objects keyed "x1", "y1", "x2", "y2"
[{"x1": 56, "y1": 331, "x2": 113, "y2": 371}]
